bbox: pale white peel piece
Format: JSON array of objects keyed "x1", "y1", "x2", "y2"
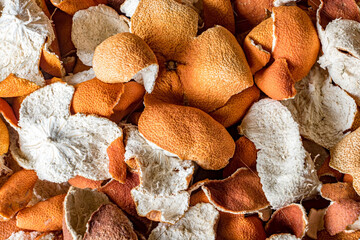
[
  {"x1": 148, "y1": 203, "x2": 219, "y2": 240},
  {"x1": 72, "y1": 4, "x2": 130, "y2": 66},
  {"x1": 14, "y1": 82, "x2": 122, "y2": 183},
  {"x1": 273, "y1": 0, "x2": 297, "y2": 7},
  {"x1": 64, "y1": 68, "x2": 96, "y2": 85},
  {"x1": 28, "y1": 179, "x2": 70, "y2": 206},
  {"x1": 238, "y1": 99, "x2": 320, "y2": 209},
  {"x1": 282, "y1": 65, "x2": 357, "y2": 149},
  {"x1": 317, "y1": 18, "x2": 360, "y2": 104},
  {"x1": 120, "y1": 0, "x2": 140, "y2": 18},
  {"x1": 6, "y1": 231, "x2": 41, "y2": 240},
  {"x1": 267, "y1": 234, "x2": 301, "y2": 240},
  {"x1": 0, "y1": 0, "x2": 54, "y2": 86},
  {"x1": 64, "y1": 187, "x2": 110, "y2": 240},
  {"x1": 123, "y1": 124, "x2": 194, "y2": 223}
]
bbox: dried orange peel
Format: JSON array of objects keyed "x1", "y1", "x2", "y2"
[
  {"x1": 243, "y1": 6, "x2": 320, "y2": 100},
  {"x1": 321, "y1": 182, "x2": 360, "y2": 202},
  {"x1": 238, "y1": 99, "x2": 320, "y2": 209},
  {"x1": 138, "y1": 101, "x2": 235, "y2": 170},
  {"x1": 0, "y1": 0, "x2": 62, "y2": 95},
  {"x1": 16, "y1": 194, "x2": 66, "y2": 232},
  {"x1": 50, "y1": 0, "x2": 108, "y2": 15},
  {"x1": 0, "y1": 97, "x2": 18, "y2": 155},
  {"x1": 72, "y1": 4, "x2": 130, "y2": 66},
  {"x1": 202, "y1": 168, "x2": 269, "y2": 214},
  {"x1": 122, "y1": 124, "x2": 194, "y2": 223},
  {"x1": 265, "y1": 204, "x2": 308, "y2": 238},
  {"x1": 68, "y1": 176, "x2": 103, "y2": 189},
  {"x1": 12, "y1": 82, "x2": 123, "y2": 183},
  {"x1": 0, "y1": 169, "x2": 38, "y2": 221}
]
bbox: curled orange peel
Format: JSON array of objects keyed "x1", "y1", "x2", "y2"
[
  {"x1": 107, "y1": 137, "x2": 127, "y2": 183},
  {"x1": 50, "y1": 0, "x2": 108, "y2": 15}
]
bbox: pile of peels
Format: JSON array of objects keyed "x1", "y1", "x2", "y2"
[{"x1": 0, "y1": 0, "x2": 360, "y2": 239}]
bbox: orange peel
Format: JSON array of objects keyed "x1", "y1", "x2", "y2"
[
  {"x1": 238, "y1": 99, "x2": 320, "y2": 209},
  {"x1": 107, "y1": 137, "x2": 127, "y2": 183},
  {"x1": 177, "y1": 25, "x2": 253, "y2": 112},
  {"x1": 68, "y1": 176, "x2": 103, "y2": 189},
  {"x1": 317, "y1": 157, "x2": 342, "y2": 181},
  {"x1": 243, "y1": 6, "x2": 320, "y2": 100},
  {"x1": 148, "y1": 203, "x2": 219, "y2": 240},
  {"x1": 16, "y1": 194, "x2": 66, "y2": 232},
  {"x1": 0, "y1": 74, "x2": 40, "y2": 98},
  {"x1": 321, "y1": 182, "x2": 360, "y2": 202},
  {"x1": 216, "y1": 213, "x2": 266, "y2": 240},
  {"x1": 52, "y1": 9, "x2": 75, "y2": 58},
  {"x1": 0, "y1": 0, "x2": 57, "y2": 90},
  {"x1": 223, "y1": 137, "x2": 257, "y2": 178},
  {"x1": 282, "y1": 64, "x2": 358, "y2": 149},
  {"x1": 202, "y1": 168, "x2": 270, "y2": 214},
  {"x1": 324, "y1": 199, "x2": 360, "y2": 236},
  {"x1": 265, "y1": 204, "x2": 308, "y2": 238},
  {"x1": 71, "y1": 78, "x2": 124, "y2": 117},
  {"x1": 138, "y1": 102, "x2": 235, "y2": 170},
  {"x1": 209, "y1": 85, "x2": 260, "y2": 128},
  {"x1": 83, "y1": 204, "x2": 138, "y2": 240},
  {"x1": 307, "y1": 208, "x2": 326, "y2": 239},
  {"x1": 0, "y1": 119, "x2": 9, "y2": 156},
  {"x1": 202, "y1": 0, "x2": 235, "y2": 33},
  {"x1": 28, "y1": 180, "x2": 70, "y2": 206},
  {"x1": 330, "y1": 127, "x2": 360, "y2": 195},
  {"x1": 0, "y1": 218, "x2": 22, "y2": 240},
  {"x1": 93, "y1": 32, "x2": 158, "y2": 93},
  {"x1": 0, "y1": 170, "x2": 37, "y2": 221},
  {"x1": 317, "y1": 229, "x2": 360, "y2": 240},
  {"x1": 50, "y1": 0, "x2": 108, "y2": 15},
  {"x1": 72, "y1": 4, "x2": 130, "y2": 66},
  {"x1": 14, "y1": 82, "x2": 123, "y2": 183},
  {"x1": 99, "y1": 172, "x2": 140, "y2": 217}
]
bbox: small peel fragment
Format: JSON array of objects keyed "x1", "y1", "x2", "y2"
[
  {"x1": 68, "y1": 176, "x2": 103, "y2": 189},
  {"x1": 16, "y1": 194, "x2": 66, "y2": 232},
  {"x1": 14, "y1": 82, "x2": 122, "y2": 183},
  {"x1": 238, "y1": 99, "x2": 320, "y2": 209},
  {"x1": 0, "y1": 74, "x2": 40, "y2": 98},
  {"x1": 216, "y1": 213, "x2": 266, "y2": 240},
  {"x1": 223, "y1": 136, "x2": 257, "y2": 178},
  {"x1": 0, "y1": 170, "x2": 38, "y2": 220},
  {"x1": 64, "y1": 69, "x2": 96, "y2": 85},
  {"x1": 0, "y1": 218, "x2": 21, "y2": 240},
  {"x1": 123, "y1": 124, "x2": 194, "y2": 223},
  {"x1": 72, "y1": 4, "x2": 130, "y2": 66},
  {"x1": 107, "y1": 137, "x2": 127, "y2": 183},
  {"x1": 63, "y1": 187, "x2": 110, "y2": 240},
  {"x1": 148, "y1": 203, "x2": 219, "y2": 240},
  {"x1": 50, "y1": 0, "x2": 108, "y2": 15},
  {"x1": 265, "y1": 204, "x2": 308, "y2": 238},
  {"x1": 307, "y1": 208, "x2": 326, "y2": 239},
  {"x1": 317, "y1": 157, "x2": 342, "y2": 181},
  {"x1": 139, "y1": 102, "x2": 235, "y2": 170},
  {"x1": 83, "y1": 204, "x2": 137, "y2": 240},
  {"x1": 71, "y1": 78, "x2": 124, "y2": 118},
  {"x1": 282, "y1": 63, "x2": 358, "y2": 149},
  {"x1": 29, "y1": 179, "x2": 70, "y2": 206},
  {"x1": 324, "y1": 199, "x2": 360, "y2": 236},
  {"x1": 202, "y1": 168, "x2": 269, "y2": 214},
  {"x1": 267, "y1": 234, "x2": 300, "y2": 240},
  {"x1": 93, "y1": 33, "x2": 159, "y2": 93},
  {"x1": 0, "y1": 0, "x2": 54, "y2": 87}
]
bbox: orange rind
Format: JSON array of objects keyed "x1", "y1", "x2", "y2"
[
  {"x1": 71, "y1": 78, "x2": 124, "y2": 117},
  {"x1": 0, "y1": 74, "x2": 40, "y2": 98},
  {"x1": 93, "y1": 33, "x2": 158, "y2": 93},
  {"x1": 317, "y1": 157, "x2": 343, "y2": 181},
  {"x1": 72, "y1": 4, "x2": 130, "y2": 66},
  {"x1": 122, "y1": 124, "x2": 194, "y2": 223},
  {"x1": 202, "y1": 168, "x2": 269, "y2": 214},
  {"x1": 64, "y1": 69, "x2": 96, "y2": 85},
  {"x1": 243, "y1": 6, "x2": 320, "y2": 100},
  {"x1": 107, "y1": 137, "x2": 127, "y2": 183},
  {"x1": 148, "y1": 203, "x2": 219, "y2": 240},
  {"x1": 29, "y1": 180, "x2": 70, "y2": 206},
  {"x1": 14, "y1": 82, "x2": 122, "y2": 182},
  {"x1": 202, "y1": 0, "x2": 235, "y2": 33},
  {"x1": 216, "y1": 213, "x2": 266, "y2": 240},
  {"x1": 324, "y1": 199, "x2": 360, "y2": 236},
  {"x1": 321, "y1": 182, "x2": 360, "y2": 202},
  {"x1": 282, "y1": 64, "x2": 358, "y2": 149},
  {"x1": 138, "y1": 102, "x2": 235, "y2": 170},
  {"x1": 0, "y1": 170, "x2": 38, "y2": 220},
  {"x1": 265, "y1": 204, "x2": 308, "y2": 238},
  {"x1": 238, "y1": 99, "x2": 320, "y2": 209},
  {"x1": 330, "y1": 127, "x2": 360, "y2": 195},
  {"x1": 209, "y1": 85, "x2": 260, "y2": 128},
  {"x1": 317, "y1": 229, "x2": 360, "y2": 240},
  {"x1": 307, "y1": 208, "x2": 326, "y2": 239},
  {"x1": 50, "y1": 0, "x2": 108, "y2": 15},
  {"x1": 16, "y1": 194, "x2": 66, "y2": 231},
  {"x1": 0, "y1": 0, "x2": 57, "y2": 90},
  {"x1": 63, "y1": 187, "x2": 110, "y2": 240},
  {"x1": 52, "y1": 9, "x2": 75, "y2": 58},
  {"x1": 223, "y1": 136, "x2": 257, "y2": 178},
  {"x1": 0, "y1": 218, "x2": 22, "y2": 240},
  {"x1": 68, "y1": 176, "x2": 103, "y2": 189},
  {"x1": 83, "y1": 204, "x2": 138, "y2": 240}
]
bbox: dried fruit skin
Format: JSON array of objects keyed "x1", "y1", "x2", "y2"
[
  {"x1": 0, "y1": 170, "x2": 38, "y2": 220},
  {"x1": 16, "y1": 194, "x2": 66, "y2": 231},
  {"x1": 50, "y1": 0, "x2": 108, "y2": 15}
]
